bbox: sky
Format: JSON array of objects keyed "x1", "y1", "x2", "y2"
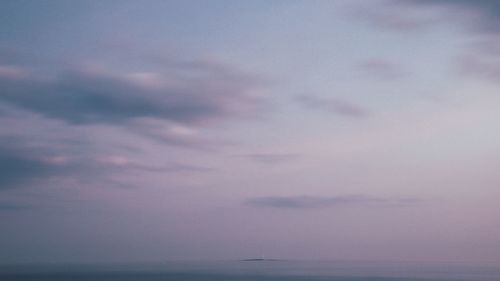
[{"x1": 0, "y1": 0, "x2": 500, "y2": 264}]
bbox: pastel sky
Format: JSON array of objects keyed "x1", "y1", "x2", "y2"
[{"x1": 1, "y1": 0, "x2": 500, "y2": 264}]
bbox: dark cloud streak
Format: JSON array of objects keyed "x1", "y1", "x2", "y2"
[
  {"x1": 246, "y1": 195, "x2": 423, "y2": 209},
  {"x1": 296, "y1": 95, "x2": 369, "y2": 118},
  {"x1": 359, "y1": 59, "x2": 406, "y2": 80},
  {"x1": 0, "y1": 63, "x2": 264, "y2": 126},
  {"x1": 359, "y1": 0, "x2": 500, "y2": 34},
  {"x1": 241, "y1": 153, "x2": 300, "y2": 164},
  {"x1": 0, "y1": 140, "x2": 59, "y2": 190},
  {"x1": 0, "y1": 203, "x2": 33, "y2": 211},
  {"x1": 404, "y1": 0, "x2": 500, "y2": 32}
]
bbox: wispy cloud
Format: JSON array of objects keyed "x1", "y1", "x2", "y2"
[
  {"x1": 0, "y1": 138, "x2": 67, "y2": 190},
  {"x1": 295, "y1": 95, "x2": 369, "y2": 118},
  {"x1": 455, "y1": 53, "x2": 500, "y2": 82},
  {"x1": 359, "y1": 1, "x2": 500, "y2": 82},
  {"x1": 0, "y1": 52, "x2": 269, "y2": 190},
  {"x1": 0, "y1": 60, "x2": 265, "y2": 127},
  {"x1": 0, "y1": 135, "x2": 204, "y2": 191},
  {"x1": 240, "y1": 153, "x2": 300, "y2": 164},
  {"x1": 96, "y1": 156, "x2": 214, "y2": 173},
  {"x1": 398, "y1": 1, "x2": 500, "y2": 82},
  {"x1": 358, "y1": 59, "x2": 407, "y2": 80},
  {"x1": 0, "y1": 52, "x2": 269, "y2": 151},
  {"x1": 0, "y1": 202, "x2": 33, "y2": 211},
  {"x1": 364, "y1": 0, "x2": 500, "y2": 35},
  {"x1": 354, "y1": 0, "x2": 446, "y2": 32},
  {"x1": 246, "y1": 195, "x2": 424, "y2": 209},
  {"x1": 401, "y1": 0, "x2": 500, "y2": 33},
  {"x1": 126, "y1": 117, "x2": 234, "y2": 150}
]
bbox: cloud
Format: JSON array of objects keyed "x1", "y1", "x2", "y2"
[
  {"x1": 357, "y1": 0, "x2": 500, "y2": 35},
  {"x1": 241, "y1": 153, "x2": 300, "y2": 164},
  {"x1": 359, "y1": 1, "x2": 500, "y2": 81},
  {"x1": 358, "y1": 59, "x2": 407, "y2": 79},
  {"x1": 127, "y1": 117, "x2": 233, "y2": 149},
  {"x1": 401, "y1": 0, "x2": 500, "y2": 33},
  {"x1": 0, "y1": 59, "x2": 265, "y2": 127},
  {"x1": 455, "y1": 53, "x2": 500, "y2": 82},
  {"x1": 0, "y1": 65, "x2": 26, "y2": 79},
  {"x1": 0, "y1": 131, "x2": 214, "y2": 191},
  {"x1": 295, "y1": 95, "x2": 369, "y2": 118},
  {"x1": 246, "y1": 195, "x2": 423, "y2": 209},
  {"x1": 96, "y1": 155, "x2": 214, "y2": 173},
  {"x1": 0, "y1": 51, "x2": 269, "y2": 191},
  {"x1": 0, "y1": 53, "x2": 268, "y2": 153},
  {"x1": 0, "y1": 202, "x2": 33, "y2": 211},
  {"x1": 362, "y1": 0, "x2": 500, "y2": 35},
  {"x1": 401, "y1": 1, "x2": 500, "y2": 82},
  {"x1": 354, "y1": 1, "x2": 446, "y2": 32},
  {"x1": 0, "y1": 137, "x2": 115, "y2": 190},
  {"x1": 0, "y1": 138, "x2": 64, "y2": 190}
]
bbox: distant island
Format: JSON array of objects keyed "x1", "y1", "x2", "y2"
[{"x1": 240, "y1": 258, "x2": 282, "y2": 261}]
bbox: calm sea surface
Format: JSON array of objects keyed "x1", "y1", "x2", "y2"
[{"x1": 1, "y1": 260, "x2": 499, "y2": 281}]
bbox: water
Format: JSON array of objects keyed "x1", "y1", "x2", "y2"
[{"x1": 1, "y1": 260, "x2": 499, "y2": 281}]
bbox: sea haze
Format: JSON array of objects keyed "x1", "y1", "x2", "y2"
[{"x1": 1, "y1": 260, "x2": 499, "y2": 281}]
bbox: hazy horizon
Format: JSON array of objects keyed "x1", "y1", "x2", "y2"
[{"x1": 1, "y1": 0, "x2": 500, "y2": 265}]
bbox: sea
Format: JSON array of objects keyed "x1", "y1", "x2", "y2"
[{"x1": 1, "y1": 260, "x2": 499, "y2": 281}]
